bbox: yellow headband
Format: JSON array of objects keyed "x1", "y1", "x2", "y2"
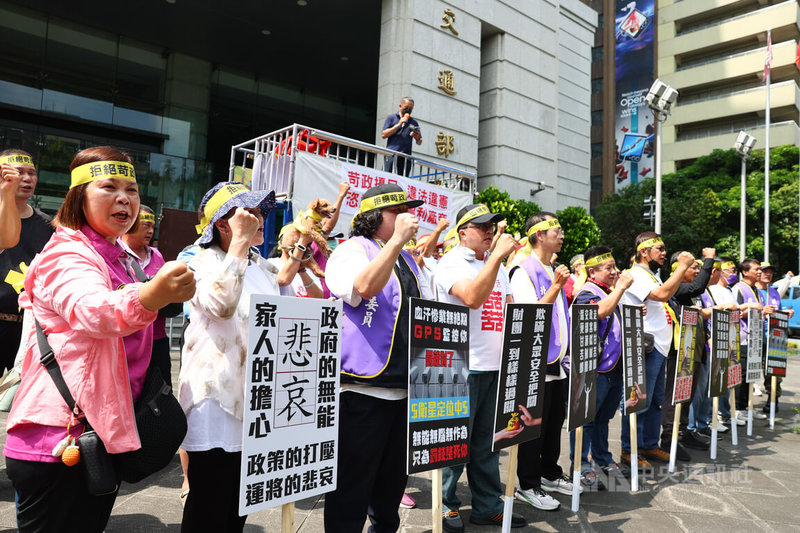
[
  {"x1": 195, "y1": 183, "x2": 250, "y2": 234},
  {"x1": 403, "y1": 239, "x2": 418, "y2": 250},
  {"x1": 527, "y1": 218, "x2": 560, "y2": 238},
  {"x1": 713, "y1": 261, "x2": 721, "y2": 269},
  {"x1": 761, "y1": 262, "x2": 773, "y2": 269},
  {"x1": 636, "y1": 236, "x2": 663, "y2": 252},
  {"x1": 359, "y1": 191, "x2": 410, "y2": 213},
  {"x1": 721, "y1": 261, "x2": 735, "y2": 270},
  {"x1": 0, "y1": 154, "x2": 34, "y2": 167},
  {"x1": 671, "y1": 259, "x2": 702, "y2": 272},
  {"x1": 70, "y1": 161, "x2": 136, "y2": 189},
  {"x1": 138, "y1": 212, "x2": 155, "y2": 223},
  {"x1": 585, "y1": 253, "x2": 613, "y2": 268},
  {"x1": 456, "y1": 205, "x2": 492, "y2": 230}
]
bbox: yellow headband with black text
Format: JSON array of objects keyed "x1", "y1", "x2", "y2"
[
  {"x1": 456, "y1": 205, "x2": 491, "y2": 230},
  {"x1": 195, "y1": 183, "x2": 250, "y2": 234},
  {"x1": 721, "y1": 261, "x2": 735, "y2": 270},
  {"x1": 526, "y1": 218, "x2": 560, "y2": 238},
  {"x1": 585, "y1": 252, "x2": 613, "y2": 268},
  {"x1": 0, "y1": 154, "x2": 34, "y2": 167},
  {"x1": 70, "y1": 161, "x2": 136, "y2": 189},
  {"x1": 359, "y1": 191, "x2": 411, "y2": 213},
  {"x1": 138, "y1": 212, "x2": 155, "y2": 223},
  {"x1": 636, "y1": 236, "x2": 663, "y2": 252}
]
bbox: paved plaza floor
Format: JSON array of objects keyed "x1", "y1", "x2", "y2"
[{"x1": 0, "y1": 354, "x2": 799, "y2": 532}]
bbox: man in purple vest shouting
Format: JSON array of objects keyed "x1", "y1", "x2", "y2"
[
  {"x1": 437, "y1": 204, "x2": 525, "y2": 531},
  {"x1": 509, "y1": 212, "x2": 577, "y2": 511},
  {"x1": 324, "y1": 184, "x2": 429, "y2": 532}
]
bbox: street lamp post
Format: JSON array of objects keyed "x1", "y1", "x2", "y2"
[
  {"x1": 734, "y1": 131, "x2": 757, "y2": 261},
  {"x1": 645, "y1": 79, "x2": 679, "y2": 234}
]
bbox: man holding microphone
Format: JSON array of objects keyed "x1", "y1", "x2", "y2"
[{"x1": 381, "y1": 97, "x2": 422, "y2": 176}]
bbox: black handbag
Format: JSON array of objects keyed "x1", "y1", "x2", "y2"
[
  {"x1": 36, "y1": 317, "x2": 187, "y2": 486},
  {"x1": 113, "y1": 364, "x2": 187, "y2": 483}
]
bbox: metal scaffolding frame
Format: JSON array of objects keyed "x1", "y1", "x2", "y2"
[{"x1": 228, "y1": 123, "x2": 477, "y2": 202}]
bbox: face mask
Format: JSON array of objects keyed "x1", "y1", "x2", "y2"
[
  {"x1": 648, "y1": 259, "x2": 661, "y2": 273},
  {"x1": 726, "y1": 273, "x2": 738, "y2": 285}
]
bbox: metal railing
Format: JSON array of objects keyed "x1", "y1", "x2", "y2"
[{"x1": 228, "y1": 124, "x2": 477, "y2": 201}]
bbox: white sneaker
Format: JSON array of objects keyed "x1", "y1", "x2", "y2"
[
  {"x1": 515, "y1": 486, "x2": 560, "y2": 511},
  {"x1": 753, "y1": 410, "x2": 768, "y2": 420},
  {"x1": 541, "y1": 474, "x2": 583, "y2": 495},
  {"x1": 753, "y1": 385, "x2": 764, "y2": 397},
  {"x1": 733, "y1": 412, "x2": 747, "y2": 425}
]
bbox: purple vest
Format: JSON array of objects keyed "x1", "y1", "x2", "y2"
[
  {"x1": 733, "y1": 281, "x2": 763, "y2": 339},
  {"x1": 340, "y1": 236, "x2": 421, "y2": 378},
  {"x1": 578, "y1": 281, "x2": 622, "y2": 372},
  {"x1": 518, "y1": 254, "x2": 569, "y2": 364}
]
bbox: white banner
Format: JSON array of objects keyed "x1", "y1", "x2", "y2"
[
  {"x1": 293, "y1": 151, "x2": 473, "y2": 237},
  {"x1": 745, "y1": 308, "x2": 763, "y2": 383},
  {"x1": 239, "y1": 295, "x2": 342, "y2": 515}
]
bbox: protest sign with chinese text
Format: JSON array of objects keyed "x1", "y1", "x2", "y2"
[
  {"x1": 567, "y1": 304, "x2": 599, "y2": 431},
  {"x1": 727, "y1": 310, "x2": 742, "y2": 388},
  {"x1": 766, "y1": 311, "x2": 789, "y2": 377},
  {"x1": 673, "y1": 307, "x2": 699, "y2": 404},
  {"x1": 745, "y1": 308, "x2": 764, "y2": 383},
  {"x1": 709, "y1": 309, "x2": 730, "y2": 397},
  {"x1": 621, "y1": 305, "x2": 647, "y2": 415},
  {"x1": 408, "y1": 298, "x2": 470, "y2": 473},
  {"x1": 491, "y1": 303, "x2": 551, "y2": 451},
  {"x1": 239, "y1": 295, "x2": 342, "y2": 515}
]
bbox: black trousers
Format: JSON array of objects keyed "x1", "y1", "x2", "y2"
[
  {"x1": 660, "y1": 354, "x2": 701, "y2": 444},
  {"x1": 182, "y1": 449, "x2": 246, "y2": 533},
  {"x1": 517, "y1": 377, "x2": 566, "y2": 489},
  {"x1": 6, "y1": 457, "x2": 118, "y2": 533},
  {"x1": 149, "y1": 336, "x2": 172, "y2": 387},
  {"x1": 324, "y1": 391, "x2": 408, "y2": 533}
]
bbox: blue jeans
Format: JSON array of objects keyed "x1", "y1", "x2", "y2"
[
  {"x1": 688, "y1": 358, "x2": 712, "y2": 432},
  {"x1": 620, "y1": 348, "x2": 666, "y2": 452},
  {"x1": 570, "y1": 370, "x2": 623, "y2": 469},
  {"x1": 442, "y1": 371, "x2": 503, "y2": 518}
]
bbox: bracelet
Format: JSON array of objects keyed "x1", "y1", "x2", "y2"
[
  {"x1": 289, "y1": 253, "x2": 303, "y2": 262},
  {"x1": 295, "y1": 243, "x2": 308, "y2": 253},
  {"x1": 303, "y1": 280, "x2": 315, "y2": 288}
]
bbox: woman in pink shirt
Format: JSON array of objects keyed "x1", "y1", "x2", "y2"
[{"x1": 5, "y1": 146, "x2": 195, "y2": 533}]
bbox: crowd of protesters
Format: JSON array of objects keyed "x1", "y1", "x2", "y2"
[{"x1": 0, "y1": 147, "x2": 795, "y2": 532}]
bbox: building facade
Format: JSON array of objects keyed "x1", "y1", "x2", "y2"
[
  {"x1": 0, "y1": 0, "x2": 596, "y2": 215},
  {"x1": 659, "y1": 0, "x2": 800, "y2": 173}
]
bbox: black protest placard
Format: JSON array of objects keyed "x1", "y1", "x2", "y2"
[
  {"x1": 709, "y1": 309, "x2": 730, "y2": 397},
  {"x1": 407, "y1": 298, "x2": 471, "y2": 474},
  {"x1": 727, "y1": 310, "x2": 742, "y2": 388},
  {"x1": 567, "y1": 304, "x2": 599, "y2": 431},
  {"x1": 621, "y1": 305, "x2": 647, "y2": 415},
  {"x1": 766, "y1": 311, "x2": 789, "y2": 378},
  {"x1": 491, "y1": 303, "x2": 550, "y2": 451},
  {"x1": 673, "y1": 307, "x2": 699, "y2": 404},
  {"x1": 745, "y1": 308, "x2": 764, "y2": 383}
]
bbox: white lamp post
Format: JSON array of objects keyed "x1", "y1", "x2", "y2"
[
  {"x1": 645, "y1": 79, "x2": 679, "y2": 234},
  {"x1": 734, "y1": 131, "x2": 757, "y2": 261}
]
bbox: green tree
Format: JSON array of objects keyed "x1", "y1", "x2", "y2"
[
  {"x1": 475, "y1": 186, "x2": 541, "y2": 236},
  {"x1": 595, "y1": 144, "x2": 800, "y2": 273},
  {"x1": 556, "y1": 205, "x2": 601, "y2": 262}
]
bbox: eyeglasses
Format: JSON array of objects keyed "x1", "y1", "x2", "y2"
[
  {"x1": 463, "y1": 222, "x2": 495, "y2": 232},
  {"x1": 384, "y1": 205, "x2": 409, "y2": 215}
]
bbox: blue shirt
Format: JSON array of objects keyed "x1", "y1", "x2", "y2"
[{"x1": 382, "y1": 112, "x2": 420, "y2": 155}]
